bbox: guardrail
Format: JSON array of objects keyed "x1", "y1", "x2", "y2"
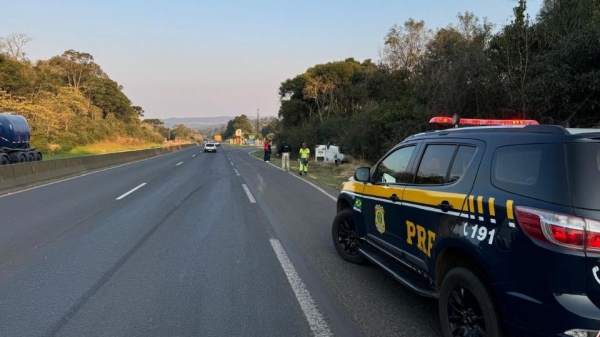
[{"x1": 0, "y1": 144, "x2": 198, "y2": 192}]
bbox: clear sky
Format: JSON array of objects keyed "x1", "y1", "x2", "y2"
[{"x1": 1, "y1": 0, "x2": 542, "y2": 119}]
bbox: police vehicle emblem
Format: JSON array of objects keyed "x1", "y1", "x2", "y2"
[{"x1": 375, "y1": 204, "x2": 385, "y2": 234}]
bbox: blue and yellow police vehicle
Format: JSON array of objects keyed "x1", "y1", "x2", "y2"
[{"x1": 332, "y1": 116, "x2": 600, "y2": 337}]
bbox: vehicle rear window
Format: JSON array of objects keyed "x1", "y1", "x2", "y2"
[
  {"x1": 567, "y1": 143, "x2": 600, "y2": 210},
  {"x1": 492, "y1": 144, "x2": 570, "y2": 205}
]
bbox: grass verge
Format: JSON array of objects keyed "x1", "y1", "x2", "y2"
[
  {"x1": 250, "y1": 150, "x2": 368, "y2": 190},
  {"x1": 43, "y1": 139, "x2": 176, "y2": 160}
]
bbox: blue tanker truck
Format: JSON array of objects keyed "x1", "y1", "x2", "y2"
[{"x1": 0, "y1": 113, "x2": 42, "y2": 165}]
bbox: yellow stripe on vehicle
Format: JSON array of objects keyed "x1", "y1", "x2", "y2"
[
  {"x1": 507, "y1": 200, "x2": 514, "y2": 219},
  {"x1": 477, "y1": 196, "x2": 484, "y2": 214},
  {"x1": 402, "y1": 188, "x2": 467, "y2": 210},
  {"x1": 342, "y1": 182, "x2": 366, "y2": 193},
  {"x1": 469, "y1": 195, "x2": 475, "y2": 213},
  {"x1": 489, "y1": 197, "x2": 496, "y2": 216},
  {"x1": 363, "y1": 184, "x2": 404, "y2": 199}
]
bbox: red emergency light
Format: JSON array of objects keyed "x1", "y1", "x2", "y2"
[{"x1": 429, "y1": 116, "x2": 539, "y2": 126}]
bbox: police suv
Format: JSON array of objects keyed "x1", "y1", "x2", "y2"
[{"x1": 332, "y1": 116, "x2": 600, "y2": 337}]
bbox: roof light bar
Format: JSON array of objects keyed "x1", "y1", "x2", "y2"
[{"x1": 429, "y1": 116, "x2": 539, "y2": 126}]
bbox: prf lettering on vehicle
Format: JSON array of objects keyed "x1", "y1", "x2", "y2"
[{"x1": 405, "y1": 221, "x2": 435, "y2": 258}]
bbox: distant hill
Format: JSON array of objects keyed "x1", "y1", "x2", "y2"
[
  {"x1": 161, "y1": 116, "x2": 233, "y2": 130},
  {"x1": 161, "y1": 115, "x2": 278, "y2": 132}
]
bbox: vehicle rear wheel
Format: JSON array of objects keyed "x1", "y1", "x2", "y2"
[
  {"x1": 27, "y1": 152, "x2": 35, "y2": 162},
  {"x1": 35, "y1": 152, "x2": 42, "y2": 161},
  {"x1": 19, "y1": 154, "x2": 27, "y2": 163},
  {"x1": 0, "y1": 155, "x2": 9, "y2": 165},
  {"x1": 439, "y1": 267, "x2": 504, "y2": 337},
  {"x1": 332, "y1": 209, "x2": 366, "y2": 264}
]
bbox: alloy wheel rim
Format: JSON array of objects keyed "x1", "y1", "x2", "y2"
[
  {"x1": 338, "y1": 220, "x2": 359, "y2": 255},
  {"x1": 447, "y1": 285, "x2": 486, "y2": 337}
]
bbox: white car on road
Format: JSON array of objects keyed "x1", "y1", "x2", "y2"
[{"x1": 204, "y1": 143, "x2": 217, "y2": 153}]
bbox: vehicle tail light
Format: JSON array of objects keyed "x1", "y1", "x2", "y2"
[
  {"x1": 515, "y1": 207, "x2": 550, "y2": 244},
  {"x1": 514, "y1": 206, "x2": 600, "y2": 252},
  {"x1": 585, "y1": 219, "x2": 600, "y2": 251}
]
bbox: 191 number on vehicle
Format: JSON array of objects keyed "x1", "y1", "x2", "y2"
[{"x1": 461, "y1": 222, "x2": 496, "y2": 245}]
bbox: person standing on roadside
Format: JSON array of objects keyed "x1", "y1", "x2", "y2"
[
  {"x1": 298, "y1": 143, "x2": 310, "y2": 175},
  {"x1": 277, "y1": 140, "x2": 292, "y2": 172},
  {"x1": 263, "y1": 139, "x2": 271, "y2": 162}
]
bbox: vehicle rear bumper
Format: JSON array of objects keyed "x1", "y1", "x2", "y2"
[{"x1": 500, "y1": 290, "x2": 600, "y2": 336}]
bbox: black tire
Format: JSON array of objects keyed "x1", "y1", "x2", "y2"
[
  {"x1": 331, "y1": 209, "x2": 367, "y2": 264},
  {"x1": 19, "y1": 154, "x2": 27, "y2": 163},
  {"x1": 35, "y1": 152, "x2": 42, "y2": 161},
  {"x1": 439, "y1": 267, "x2": 504, "y2": 337},
  {"x1": 27, "y1": 152, "x2": 35, "y2": 162},
  {"x1": 0, "y1": 155, "x2": 9, "y2": 165}
]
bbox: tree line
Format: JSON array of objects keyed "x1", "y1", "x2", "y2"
[
  {"x1": 275, "y1": 0, "x2": 600, "y2": 162},
  {"x1": 0, "y1": 37, "x2": 198, "y2": 153},
  {"x1": 222, "y1": 114, "x2": 278, "y2": 140}
]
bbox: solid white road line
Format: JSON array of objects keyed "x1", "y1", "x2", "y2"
[
  {"x1": 247, "y1": 151, "x2": 336, "y2": 201},
  {"x1": 0, "y1": 149, "x2": 192, "y2": 199},
  {"x1": 289, "y1": 173, "x2": 337, "y2": 202},
  {"x1": 246, "y1": 151, "x2": 284, "y2": 171},
  {"x1": 116, "y1": 183, "x2": 147, "y2": 200},
  {"x1": 242, "y1": 184, "x2": 256, "y2": 203},
  {"x1": 269, "y1": 238, "x2": 332, "y2": 337},
  {"x1": 234, "y1": 169, "x2": 240, "y2": 176},
  {"x1": 176, "y1": 162, "x2": 184, "y2": 166}
]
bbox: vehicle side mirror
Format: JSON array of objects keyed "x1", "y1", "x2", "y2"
[{"x1": 354, "y1": 167, "x2": 370, "y2": 182}]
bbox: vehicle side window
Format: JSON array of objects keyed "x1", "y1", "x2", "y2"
[
  {"x1": 415, "y1": 145, "x2": 456, "y2": 185},
  {"x1": 492, "y1": 143, "x2": 570, "y2": 205},
  {"x1": 374, "y1": 146, "x2": 415, "y2": 184},
  {"x1": 448, "y1": 146, "x2": 477, "y2": 183},
  {"x1": 494, "y1": 146, "x2": 541, "y2": 186}
]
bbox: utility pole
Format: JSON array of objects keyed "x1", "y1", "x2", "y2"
[{"x1": 256, "y1": 108, "x2": 260, "y2": 137}]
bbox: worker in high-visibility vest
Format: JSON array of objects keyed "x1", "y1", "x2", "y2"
[{"x1": 298, "y1": 143, "x2": 310, "y2": 175}]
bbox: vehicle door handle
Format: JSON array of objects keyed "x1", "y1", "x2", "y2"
[
  {"x1": 437, "y1": 201, "x2": 453, "y2": 212},
  {"x1": 389, "y1": 194, "x2": 400, "y2": 202}
]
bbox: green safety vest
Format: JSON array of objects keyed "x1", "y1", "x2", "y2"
[{"x1": 299, "y1": 148, "x2": 310, "y2": 159}]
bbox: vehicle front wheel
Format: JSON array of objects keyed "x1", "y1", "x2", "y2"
[
  {"x1": 439, "y1": 267, "x2": 504, "y2": 337},
  {"x1": 331, "y1": 209, "x2": 366, "y2": 264}
]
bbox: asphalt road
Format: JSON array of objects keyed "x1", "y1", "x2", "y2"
[{"x1": 0, "y1": 145, "x2": 441, "y2": 337}]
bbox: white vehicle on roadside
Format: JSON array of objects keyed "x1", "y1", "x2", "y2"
[{"x1": 315, "y1": 144, "x2": 345, "y2": 164}]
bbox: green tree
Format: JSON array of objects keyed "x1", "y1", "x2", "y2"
[
  {"x1": 382, "y1": 19, "x2": 431, "y2": 75},
  {"x1": 489, "y1": 0, "x2": 534, "y2": 117},
  {"x1": 58, "y1": 49, "x2": 103, "y2": 92},
  {"x1": 86, "y1": 77, "x2": 132, "y2": 120},
  {"x1": 223, "y1": 114, "x2": 254, "y2": 138},
  {"x1": 0, "y1": 54, "x2": 32, "y2": 95},
  {"x1": 143, "y1": 118, "x2": 164, "y2": 127}
]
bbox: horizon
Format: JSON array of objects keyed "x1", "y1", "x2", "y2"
[{"x1": 2, "y1": 0, "x2": 541, "y2": 119}]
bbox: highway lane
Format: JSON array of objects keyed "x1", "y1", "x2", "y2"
[
  {"x1": 228, "y1": 147, "x2": 441, "y2": 337},
  {"x1": 0, "y1": 144, "x2": 441, "y2": 336}
]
